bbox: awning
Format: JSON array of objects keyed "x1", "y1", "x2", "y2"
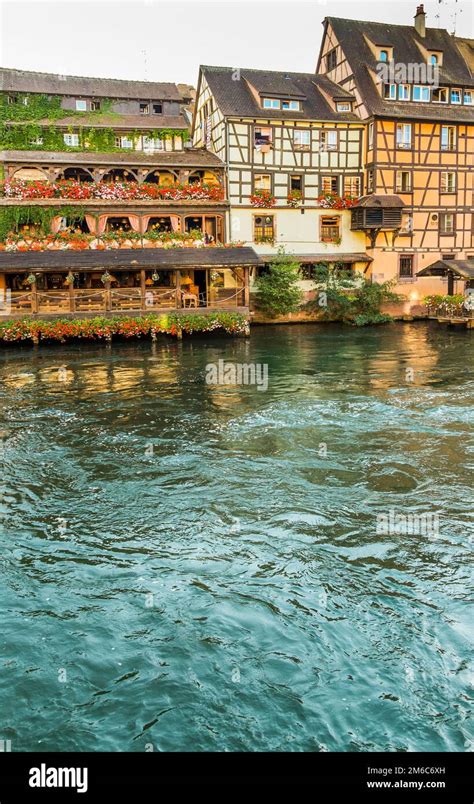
[
  {"x1": 259, "y1": 253, "x2": 372, "y2": 264},
  {"x1": 355, "y1": 195, "x2": 405, "y2": 208},
  {"x1": 417, "y1": 259, "x2": 474, "y2": 280},
  {"x1": 0, "y1": 246, "x2": 262, "y2": 273}
]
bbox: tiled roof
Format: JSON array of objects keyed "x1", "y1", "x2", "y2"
[
  {"x1": 418, "y1": 259, "x2": 474, "y2": 279},
  {"x1": 200, "y1": 66, "x2": 359, "y2": 122},
  {"x1": 323, "y1": 17, "x2": 474, "y2": 122},
  {"x1": 7, "y1": 114, "x2": 189, "y2": 130},
  {"x1": 0, "y1": 67, "x2": 186, "y2": 101},
  {"x1": 1, "y1": 148, "x2": 225, "y2": 168},
  {"x1": 0, "y1": 247, "x2": 262, "y2": 270}
]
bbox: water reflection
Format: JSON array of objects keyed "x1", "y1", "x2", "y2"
[{"x1": 0, "y1": 323, "x2": 472, "y2": 752}]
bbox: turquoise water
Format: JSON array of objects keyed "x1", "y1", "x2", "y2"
[{"x1": 0, "y1": 322, "x2": 472, "y2": 752}]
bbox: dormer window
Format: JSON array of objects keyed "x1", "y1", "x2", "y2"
[
  {"x1": 383, "y1": 84, "x2": 397, "y2": 100},
  {"x1": 450, "y1": 89, "x2": 461, "y2": 104},
  {"x1": 379, "y1": 50, "x2": 388, "y2": 62},
  {"x1": 428, "y1": 52, "x2": 442, "y2": 66},
  {"x1": 282, "y1": 100, "x2": 300, "y2": 111},
  {"x1": 464, "y1": 90, "x2": 473, "y2": 105},
  {"x1": 432, "y1": 87, "x2": 448, "y2": 103},
  {"x1": 263, "y1": 98, "x2": 280, "y2": 109},
  {"x1": 413, "y1": 86, "x2": 430, "y2": 102},
  {"x1": 398, "y1": 85, "x2": 410, "y2": 101},
  {"x1": 336, "y1": 102, "x2": 351, "y2": 112}
]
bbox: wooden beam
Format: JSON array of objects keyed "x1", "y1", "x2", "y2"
[
  {"x1": 140, "y1": 269, "x2": 146, "y2": 311},
  {"x1": 175, "y1": 270, "x2": 181, "y2": 308}
]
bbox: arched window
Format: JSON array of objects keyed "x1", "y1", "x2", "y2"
[
  {"x1": 431, "y1": 54, "x2": 438, "y2": 65},
  {"x1": 379, "y1": 50, "x2": 388, "y2": 63}
]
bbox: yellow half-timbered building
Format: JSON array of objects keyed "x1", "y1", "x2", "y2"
[{"x1": 316, "y1": 6, "x2": 474, "y2": 298}]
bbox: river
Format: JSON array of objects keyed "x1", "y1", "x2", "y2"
[{"x1": 0, "y1": 322, "x2": 472, "y2": 751}]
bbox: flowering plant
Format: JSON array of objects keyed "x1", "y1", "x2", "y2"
[
  {"x1": 287, "y1": 189, "x2": 303, "y2": 208},
  {"x1": 101, "y1": 271, "x2": 112, "y2": 284},
  {"x1": 1, "y1": 179, "x2": 225, "y2": 202},
  {"x1": 317, "y1": 194, "x2": 357, "y2": 209},
  {"x1": 249, "y1": 190, "x2": 276, "y2": 208}
]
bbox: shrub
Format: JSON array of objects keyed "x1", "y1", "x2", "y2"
[{"x1": 255, "y1": 250, "x2": 303, "y2": 317}]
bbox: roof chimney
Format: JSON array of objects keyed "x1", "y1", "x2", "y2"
[{"x1": 414, "y1": 4, "x2": 426, "y2": 37}]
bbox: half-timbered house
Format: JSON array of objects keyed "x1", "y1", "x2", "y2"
[
  {"x1": 0, "y1": 68, "x2": 257, "y2": 317},
  {"x1": 192, "y1": 66, "x2": 372, "y2": 286},
  {"x1": 316, "y1": 7, "x2": 474, "y2": 297}
]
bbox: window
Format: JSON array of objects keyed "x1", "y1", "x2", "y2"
[
  {"x1": 463, "y1": 90, "x2": 473, "y2": 105},
  {"x1": 255, "y1": 126, "x2": 272, "y2": 147},
  {"x1": 292, "y1": 129, "x2": 310, "y2": 150},
  {"x1": 450, "y1": 89, "x2": 461, "y2": 104},
  {"x1": 140, "y1": 103, "x2": 150, "y2": 115},
  {"x1": 368, "y1": 122, "x2": 374, "y2": 149},
  {"x1": 7, "y1": 95, "x2": 18, "y2": 104},
  {"x1": 263, "y1": 98, "x2": 280, "y2": 109},
  {"x1": 396, "y1": 123, "x2": 412, "y2": 149},
  {"x1": 441, "y1": 126, "x2": 455, "y2": 151},
  {"x1": 254, "y1": 215, "x2": 274, "y2": 242},
  {"x1": 116, "y1": 136, "x2": 134, "y2": 149},
  {"x1": 254, "y1": 173, "x2": 272, "y2": 191},
  {"x1": 326, "y1": 48, "x2": 337, "y2": 72},
  {"x1": 289, "y1": 175, "x2": 303, "y2": 193},
  {"x1": 63, "y1": 133, "x2": 79, "y2": 146},
  {"x1": 367, "y1": 168, "x2": 374, "y2": 193},
  {"x1": 142, "y1": 136, "x2": 164, "y2": 152},
  {"x1": 430, "y1": 54, "x2": 438, "y2": 65},
  {"x1": 379, "y1": 50, "x2": 388, "y2": 62},
  {"x1": 282, "y1": 100, "x2": 301, "y2": 111},
  {"x1": 336, "y1": 102, "x2": 351, "y2": 112},
  {"x1": 432, "y1": 87, "x2": 448, "y2": 103},
  {"x1": 440, "y1": 213, "x2": 455, "y2": 234},
  {"x1": 320, "y1": 215, "x2": 340, "y2": 243},
  {"x1": 153, "y1": 103, "x2": 163, "y2": 114},
  {"x1": 383, "y1": 84, "x2": 397, "y2": 100},
  {"x1": 398, "y1": 84, "x2": 410, "y2": 101},
  {"x1": 75, "y1": 99, "x2": 87, "y2": 111},
  {"x1": 30, "y1": 136, "x2": 44, "y2": 146},
  {"x1": 343, "y1": 176, "x2": 361, "y2": 197},
  {"x1": 320, "y1": 130, "x2": 338, "y2": 151},
  {"x1": 91, "y1": 100, "x2": 101, "y2": 111},
  {"x1": 396, "y1": 171, "x2": 412, "y2": 192},
  {"x1": 399, "y1": 255, "x2": 414, "y2": 278},
  {"x1": 440, "y1": 172, "x2": 456, "y2": 193},
  {"x1": 413, "y1": 86, "x2": 430, "y2": 102},
  {"x1": 321, "y1": 175, "x2": 339, "y2": 194}
]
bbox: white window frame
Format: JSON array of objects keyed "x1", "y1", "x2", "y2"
[
  {"x1": 343, "y1": 176, "x2": 361, "y2": 197},
  {"x1": 75, "y1": 100, "x2": 87, "y2": 112},
  {"x1": 450, "y1": 89, "x2": 461, "y2": 104},
  {"x1": 441, "y1": 126, "x2": 456, "y2": 151},
  {"x1": 396, "y1": 171, "x2": 412, "y2": 193},
  {"x1": 263, "y1": 98, "x2": 280, "y2": 109},
  {"x1": 292, "y1": 129, "x2": 311, "y2": 149},
  {"x1": 440, "y1": 172, "x2": 456, "y2": 193},
  {"x1": 336, "y1": 102, "x2": 351, "y2": 112},
  {"x1": 282, "y1": 100, "x2": 300, "y2": 111},
  {"x1": 396, "y1": 123, "x2": 412, "y2": 149},
  {"x1": 463, "y1": 90, "x2": 473, "y2": 105},
  {"x1": 398, "y1": 84, "x2": 410, "y2": 101},
  {"x1": 383, "y1": 84, "x2": 397, "y2": 100},
  {"x1": 368, "y1": 121, "x2": 374, "y2": 149},
  {"x1": 119, "y1": 136, "x2": 134, "y2": 149},
  {"x1": 413, "y1": 85, "x2": 430, "y2": 102},
  {"x1": 432, "y1": 88, "x2": 448, "y2": 104},
  {"x1": 254, "y1": 173, "x2": 272, "y2": 191},
  {"x1": 63, "y1": 133, "x2": 79, "y2": 147},
  {"x1": 142, "y1": 136, "x2": 165, "y2": 153},
  {"x1": 440, "y1": 213, "x2": 455, "y2": 234}
]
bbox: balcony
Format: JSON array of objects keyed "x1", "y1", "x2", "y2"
[{"x1": 0, "y1": 178, "x2": 226, "y2": 203}]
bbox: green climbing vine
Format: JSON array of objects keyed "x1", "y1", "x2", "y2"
[{"x1": 0, "y1": 205, "x2": 85, "y2": 241}]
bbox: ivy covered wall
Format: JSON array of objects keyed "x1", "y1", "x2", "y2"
[{"x1": 0, "y1": 92, "x2": 189, "y2": 151}]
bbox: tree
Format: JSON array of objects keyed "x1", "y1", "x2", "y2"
[
  {"x1": 255, "y1": 249, "x2": 303, "y2": 317},
  {"x1": 307, "y1": 263, "x2": 402, "y2": 326}
]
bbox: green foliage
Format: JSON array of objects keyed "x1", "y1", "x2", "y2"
[
  {"x1": 0, "y1": 92, "x2": 189, "y2": 151},
  {"x1": 307, "y1": 263, "x2": 402, "y2": 326},
  {"x1": 255, "y1": 249, "x2": 303, "y2": 317},
  {"x1": 0, "y1": 205, "x2": 85, "y2": 241}
]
